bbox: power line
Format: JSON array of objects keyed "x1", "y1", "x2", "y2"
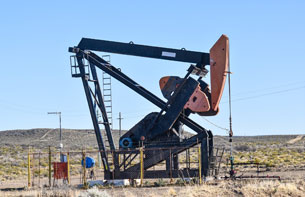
[
  {"x1": 231, "y1": 80, "x2": 305, "y2": 97},
  {"x1": 222, "y1": 85, "x2": 305, "y2": 103},
  {"x1": 120, "y1": 107, "x2": 159, "y2": 115},
  {"x1": 201, "y1": 117, "x2": 229, "y2": 132}
]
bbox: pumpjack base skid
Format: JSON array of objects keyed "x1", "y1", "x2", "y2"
[
  {"x1": 69, "y1": 35, "x2": 229, "y2": 179},
  {"x1": 116, "y1": 169, "x2": 200, "y2": 179}
]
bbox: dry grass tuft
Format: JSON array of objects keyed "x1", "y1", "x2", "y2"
[
  {"x1": 78, "y1": 186, "x2": 110, "y2": 197},
  {"x1": 167, "y1": 187, "x2": 177, "y2": 197},
  {"x1": 0, "y1": 180, "x2": 304, "y2": 197}
]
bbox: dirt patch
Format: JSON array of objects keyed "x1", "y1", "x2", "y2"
[
  {"x1": 287, "y1": 135, "x2": 304, "y2": 144},
  {"x1": 1, "y1": 180, "x2": 305, "y2": 197}
]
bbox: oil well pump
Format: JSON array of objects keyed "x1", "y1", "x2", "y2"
[{"x1": 69, "y1": 34, "x2": 229, "y2": 180}]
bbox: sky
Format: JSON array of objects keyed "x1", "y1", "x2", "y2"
[{"x1": 0, "y1": 1, "x2": 304, "y2": 136}]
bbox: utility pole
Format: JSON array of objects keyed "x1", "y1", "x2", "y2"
[
  {"x1": 117, "y1": 112, "x2": 123, "y2": 138},
  {"x1": 47, "y1": 112, "x2": 63, "y2": 157}
]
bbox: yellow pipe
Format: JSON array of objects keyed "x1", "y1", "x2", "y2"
[
  {"x1": 140, "y1": 148, "x2": 144, "y2": 186},
  {"x1": 27, "y1": 147, "x2": 31, "y2": 188},
  {"x1": 198, "y1": 146, "x2": 202, "y2": 184}
]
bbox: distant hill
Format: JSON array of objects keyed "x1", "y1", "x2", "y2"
[
  {"x1": 0, "y1": 129, "x2": 303, "y2": 151},
  {"x1": 0, "y1": 128, "x2": 120, "y2": 150}
]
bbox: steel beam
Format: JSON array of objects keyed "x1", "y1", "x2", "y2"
[{"x1": 77, "y1": 38, "x2": 210, "y2": 67}]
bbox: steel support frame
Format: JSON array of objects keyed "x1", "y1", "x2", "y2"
[
  {"x1": 79, "y1": 51, "x2": 210, "y2": 135},
  {"x1": 75, "y1": 54, "x2": 111, "y2": 176},
  {"x1": 70, "y1": 47, "x2": 214, "y2": 178},
  {"x1": 88, "y1": 63, "x2": 120, "y2": 172},
  {"x1": 125, "y1": 132, "x2": 208, "y2": 171}
]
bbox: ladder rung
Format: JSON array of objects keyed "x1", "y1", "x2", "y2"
[
  {"x1": 98, "y1": 122, "x2": 110, "y2": 125},
  {"x1": 102, "y1": 71, "x2": 112, "y2": 129}
]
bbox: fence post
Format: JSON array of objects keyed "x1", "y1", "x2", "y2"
[
  {"x1": 82, "y1": 150, "x2": 87, "y2": 186},
  {"x1": 49, "y1": 146, "x2": 52, "y2": 187},
  {"x1": 32, "y1": 152, "x2": 35, "y2": 187},
  {"x1": 140, "y1": 147, "x2": 144, "y2": 186},
  {"x1": 27, "y1": 146, "x2": 31, "y2": 188},
  {"x1": 198, "y1": 146, "x2": 202, "y2": 184},
  {"x1": 38, "y1": 151, "x2": 41, "y2": 187},
  {"x1": 67, "y1": 152, "x2": 70, "y2": 184}
]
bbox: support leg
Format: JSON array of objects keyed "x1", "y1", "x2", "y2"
[
  {"x1": 201, "y1": 138, "x2": 209, "y2": 177},
  {"x1": 208, "y1": 130, "x2": 214, "y2": 165}
]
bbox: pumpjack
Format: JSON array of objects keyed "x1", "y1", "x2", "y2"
[{"x1": 69, "y1": 35, "x2": 229, "y2": 179}]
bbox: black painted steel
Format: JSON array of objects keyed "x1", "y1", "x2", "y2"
[
  {"x1": 75, "y1": 55, "x2": 110, "y2": 174},
  {"x1": 69, "y1": 39, "x2": 216, "y2": 179},
  {"x1": 77, "y1": 38, "x2": 210, "y2": 67},
  {"x1": 88, "y1": 63, "x2": 120, "y2": 171},
  {"x1": 125, "y1": 132, "x2": 207, "y2": 173},
  {"x1": 81, "y1": 51, "x2": 209, "y2": 135}
]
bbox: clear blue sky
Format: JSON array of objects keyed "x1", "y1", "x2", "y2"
[{"x1": 0, "y1": 1, "x2": 304, "y2": 136}]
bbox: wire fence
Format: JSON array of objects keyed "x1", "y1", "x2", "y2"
[
  {"x1": 5, "y1": 145, "x2": 281, "y2": 189},
  {"x1": 26, "y1": 146, "x2": 212, "y2": 188}
]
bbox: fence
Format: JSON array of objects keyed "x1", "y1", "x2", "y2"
[{"x1": 26, "y1": 146, "x2": 209, "y2": 188}]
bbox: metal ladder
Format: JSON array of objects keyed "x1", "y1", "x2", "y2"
[
  {"x1": 101, "y1": 55, "x2": 113, "y2": 129},
  {"x1": 100, "y1": 55, "x2": 114, "y2": 170},
  {"x1": 209, "y1": 147, "x2": 225, "y2": 176}
]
